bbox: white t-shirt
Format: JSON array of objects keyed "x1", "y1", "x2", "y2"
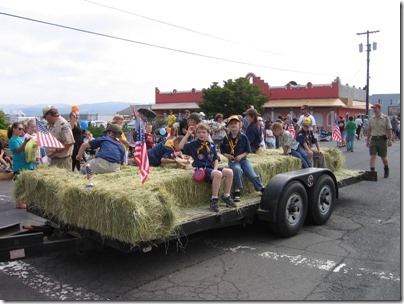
[{"x1": 297, "y1": 114, "x2": 316, "y2": 131}]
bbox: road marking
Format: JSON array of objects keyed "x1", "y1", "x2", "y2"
[
  {"x1": 258, "y1": 251, "x2": 400, "y2": 282},
  {"x1": 0, "y1": 260, "x2": 107, "y2": 300}
]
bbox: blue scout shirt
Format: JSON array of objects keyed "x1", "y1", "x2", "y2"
[
  {"x1": 148, "y1": 140, "x2": 175, "y2": 166},
  {"x1": 89, "y1": 135, "x2": 125, "y2": 164},
  {"x1": 245, "y1": 122, "x2": 262, "y2": 153},
  {"x1": 183, "y1": 139, "x2": 219, "y2": 169},
  {"x1": 220, "y1": 132, "x2": 251, "y2": 157},
  {"x1": 296, "y1": 129, "x2": 317, "y2": 147}
]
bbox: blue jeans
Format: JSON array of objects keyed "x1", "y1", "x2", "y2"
[
  {"x1": 291, "y1": 149, "x2": 311, "y2": 168},
  {"x1": 346, "y1": 133, "x2": 355, "y2": 151},
  {"x1": 295, "y1": 145, "x2": 312, "y2": 168},
  {"x1": 228, "y1": 157, "x2": 264, "y2": 191}
]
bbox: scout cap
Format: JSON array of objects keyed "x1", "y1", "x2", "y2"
[
  {"x1": 227, "y1": 115, "x2": 241, "y2": 122},
  {"x1": 106, "y1": 124, "x2": 123, "y2": 136},
  {"x1": 302, "y1": 117, "x2": 312, "y2": 126}
]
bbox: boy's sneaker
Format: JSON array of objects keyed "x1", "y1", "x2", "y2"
[
  {"x1": 260, "y1": 187, "x2": 266, "y2": 194},
  {"x1": 222, "y1": 195, "x2": 237, "y2": 208},
  {"x1": 233, "y1": 190, "x2": 241, "y2": 202},
  {"x1": 210, "y1": 198, "x2": 219, "y2": 212},
  {"x1": 4, "y1": 166, "x2": 12, "y2": 173}
]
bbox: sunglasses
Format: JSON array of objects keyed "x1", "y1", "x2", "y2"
[
  {"x1": 17, "y1": 127, "x2": 24, "y2": 130},
  {"x1": 301, "y1": 108, "x2": 307, "y2": 110}
]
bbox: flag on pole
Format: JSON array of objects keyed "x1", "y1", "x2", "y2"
[
  {"x1": 133, "y1": 119, "x2": 150, "y2": 184},
  {"x1": 288, "y1": 120, "x2": 296, "y2": 138},
  {"x1": 332, "y1": 119, "x2": 343, "y2": 143},
  {"x1": 35, "y1": 118, "x2": 64, "y2": 149}
]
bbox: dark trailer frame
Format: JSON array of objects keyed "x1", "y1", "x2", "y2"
[{"x1": 0, "y1": 168, "x2": 367, "y2": 262}]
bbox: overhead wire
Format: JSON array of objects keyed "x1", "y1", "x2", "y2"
[
  {"x1": 83, "y1": 0, "x2": 284, "y2": 56},
  {"x1": 0, "y1": 11, "x2": 331, "y2": 76}
]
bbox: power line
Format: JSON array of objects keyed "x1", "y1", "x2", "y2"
[
  {"x1": 83, "y1": 0, "x2": 284, "y2": 57},
  {"x1": 0, "y1": 11, "x2": 330, "y2": 76}
]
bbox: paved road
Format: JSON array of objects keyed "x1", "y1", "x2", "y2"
[{"x1": 0, "y1": 138, "x2": 401, "y2": 301}]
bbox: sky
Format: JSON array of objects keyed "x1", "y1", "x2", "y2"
[{"x1": 0, "y1": 0, "x2": 401, "y2": 106}]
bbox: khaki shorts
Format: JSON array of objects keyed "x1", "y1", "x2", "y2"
[
  {"x1": 80, "y1": 157, "x2": 121, "y2": 174},
  {"x1": 369, "y1": 137, "x2": 388, "y2": 157},
  {"x1": 49, "y1": 156, "x2": 72, "y2": 170}
]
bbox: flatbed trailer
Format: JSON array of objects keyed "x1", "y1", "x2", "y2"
[{"x1": 0, "y1": 168, "x2": 368, "y2": 262}]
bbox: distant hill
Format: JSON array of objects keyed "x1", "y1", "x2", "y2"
[{"x1": 1, "y1": 102, "x2": 148, "y2": 116}]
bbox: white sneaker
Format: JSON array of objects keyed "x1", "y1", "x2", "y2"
[{"x1": 5, "y1": 166, "x2": 12, "y2": 173}]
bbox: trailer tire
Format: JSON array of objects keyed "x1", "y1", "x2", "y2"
[
  {"x1": 307, "y1": 174, "x2": 336, "y2": 225},
  {"x1": 270, "y1": 181, "x2": 308, "y2": 237}
]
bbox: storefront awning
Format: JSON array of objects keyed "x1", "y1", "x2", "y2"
[
  {"x1": 151, "y1": 102, "x2": 199, "y2": 111},
  {"x1": 264, "y1": 98, "x2": 349, "y2": 108}
]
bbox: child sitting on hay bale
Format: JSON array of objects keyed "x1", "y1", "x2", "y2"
[
  {"x1": 148, "y1": 136, "x2": 190, "y2": 168},
  {"x1": 220, "y1": 115, "x2": 265, "y2": 202},
  {"x1": 271, "y1": 122, "x2": 310, "y2": 168},
  {"x1": 179, "y1": 123, "x2": 235, "y2": 213},
  {"x1": 76, "y1": 124, "x2": 125, "y2": 174},
  {"x1": 296, "y1": 117, "x2": 326, "y2": 168}
]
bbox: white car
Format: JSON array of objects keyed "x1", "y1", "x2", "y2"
[{"x1": 90, "y1": 120, "x2": 107, "y2": 128}]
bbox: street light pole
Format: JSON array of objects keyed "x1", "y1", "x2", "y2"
[{"x1": 357, "y1": 30, "x2": 379, "y2": 115}]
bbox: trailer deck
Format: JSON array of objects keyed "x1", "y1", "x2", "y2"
[{"x1": 0, "y1": 169, "x2": 367, "y2": 262}]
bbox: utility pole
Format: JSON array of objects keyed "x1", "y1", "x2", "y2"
[{"x1": 357, "y1": 30, "x2": 380, "y2": 115}]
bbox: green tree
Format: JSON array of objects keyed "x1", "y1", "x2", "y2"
[
  {"x1": 0, "y1": 110, "x2": 9, "y2": 129},
  {"x1": 199, "y1": 77, "x2": 268, "y2": 119}
]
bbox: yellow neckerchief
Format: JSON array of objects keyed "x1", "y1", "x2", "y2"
[
  {"x1": 224, "y1": 132, "x2": 239, "y2": 155},
  {"x1": 305, "y1": 131, "x2": 311, "y2": 145},
  {"x1": 164, "y1": 139, "x2": 175, "y2": 150},
  {"x1": 196, "y1": 140, "x2": 210, "y2": 154}
]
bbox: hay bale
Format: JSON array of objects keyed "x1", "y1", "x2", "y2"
[
  {"x1": 322, "y1": 147, "x2": 344, "y2": 172},
  {"x1": 12, "y1": 147, "x2": 343, "y2": 245}
]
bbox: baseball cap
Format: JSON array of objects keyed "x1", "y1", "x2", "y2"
[
  {"x1": 189, "y1": 112, "x2": 201, "y2": 123},
  {"x1": 106, "y1": 124, "x2": 123, "y2": 136},
  {"x1": 227, "y1": 115, "x2": 241, "y2": 123},
  {"x1": 371, "y1": 103, "x2": 381, "y2": 109},
  {"x1": 199, "y1": 112, "x2": 206, "y2": 117},
  {"x1": 42, "y1": 105, "x2": 57, "y2": 117},
  {"x1": 302, "y1": 117, "x2": 312, "y2": 126},
  {"x1": 245, "y1": 108, "x2": 259, "y2": 117}
]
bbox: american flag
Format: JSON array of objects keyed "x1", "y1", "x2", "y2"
[
  {"x1": 288, "y1": 120, "x2": 296, "y2": 137},
  {"x1": 332, "y1": 119, "x2": 343, "y2": 143},
  {"x1": 133, "y1": 119, "x2": 150, "y2": 184},
  {"x1": 35, "y1": 118, "x2": 64, "y2": 149}
]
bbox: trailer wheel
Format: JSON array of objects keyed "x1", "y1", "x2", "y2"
[
  {"x1": 307, "y1": 174, "x2": 336, "y2": 225},
  {"x1": 270, "y1": 181, "x2": 308, "y2": 237}
]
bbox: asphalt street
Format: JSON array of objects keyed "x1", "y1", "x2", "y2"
[{"x1": 0, "y1": 137, "x2": 401, "y2": 301}]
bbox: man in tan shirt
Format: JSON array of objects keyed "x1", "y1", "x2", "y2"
[
  {"x1": 42, "y1": 105, "x2": 75, "y2": 169},
  {"x1": 366, "y1": 103, "x2": 393, "y2": 178}
]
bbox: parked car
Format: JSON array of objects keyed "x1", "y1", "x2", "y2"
[{"x1": 89, "y1": 120, "x2": 107, "y2": 128}]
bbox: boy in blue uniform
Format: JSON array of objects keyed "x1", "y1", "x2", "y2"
[
  {"x1": 295, "y1": 117, "x2": 326, "y2": 168},
  {"x1": 178, "y1": 123, "x2": 235, "y2": 212},
  {"x1": 245, "y1": 108, "x2": 263, "y2": 154},
  {"x1": 148, "y1": 136, "x2": 188, "y2": 167},
  {"x1": 76, "y1": 124, "x2": 125, "y2": 174},
  {"x1": 220, "y1": 115, "x2": 265, "y2": 201}
]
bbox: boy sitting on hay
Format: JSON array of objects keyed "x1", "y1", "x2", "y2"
[
  {"x1": 76, "y1": 124, "x2": 125, "y2": 174},
  {"x1": 220, "y1": 115, "x2": 265, "y2": 202},
  {"x1": 148, "y1": 136, "x2": 191, "y2": 168},
  {"x1": 271, "y1": 122, "x2": 311, "y2": 168},
  {"x1": 179, "y1": 123, "x2": 236, "y2": 213}
]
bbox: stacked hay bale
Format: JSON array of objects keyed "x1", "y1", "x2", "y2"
[{"x1": 13, "y1": 147, "x2": 344, "y2": 245}]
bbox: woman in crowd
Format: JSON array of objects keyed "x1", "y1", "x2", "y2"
[{"x1": 7, "y1": 122, "x2": 35, "y2": 208}]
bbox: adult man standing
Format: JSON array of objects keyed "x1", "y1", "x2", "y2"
[
  {"x1": 366, "y1": 103, "x2": 393, "y2": 178},
  {"x1": 355, "y1": 115, "x2": 363, "y2": 140},
  {"x1": 296, "y1": 105, "x2": 317, "y2": 134},
  {"x1": 42, "y1": 105, "x2": 75, "y2": 169}
]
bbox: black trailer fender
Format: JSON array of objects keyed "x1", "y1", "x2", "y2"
[{"x1": 260, "y1": 168, "x2": 339, "y2": 224}]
